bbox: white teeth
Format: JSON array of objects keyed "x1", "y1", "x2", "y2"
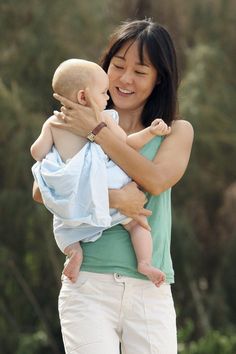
[{"x1": 118, "y1": 88, "x2": 133, "y2": 94}]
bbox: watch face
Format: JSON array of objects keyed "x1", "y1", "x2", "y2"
[{"x1": 87, "y1": 132, "x2": 95, "y2": 142}]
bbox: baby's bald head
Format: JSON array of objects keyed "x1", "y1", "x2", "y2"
[{"x1": 52, "y1": 59, "x2": 106, "y2": 102}]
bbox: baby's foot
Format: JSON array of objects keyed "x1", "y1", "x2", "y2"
[
  {"x1": 138, "y1": 261, "x2": 165, "y2": 287},
  {"x1": 63, "y1": 249, "x2": 83, "y2": 283}
]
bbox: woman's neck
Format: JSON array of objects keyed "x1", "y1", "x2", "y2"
[{"x1": 115, "y1": 107, "x2": 144, "y2": 134}]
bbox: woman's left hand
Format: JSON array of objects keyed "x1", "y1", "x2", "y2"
[{"x1": 51, "y1": 88, "x2": 102, "y2": 137}]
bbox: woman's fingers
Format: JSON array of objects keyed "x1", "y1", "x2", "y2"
[
  {"x1": 60, "y1": 106, "x2": 71, "y2": 117},
  {"x1": 84, "y1": 87, "x2": 96, "y2": 107},
  {"x1": 133, "y1": 213, "x2": 151, "y2": 230},
  {"x1": 140, "y1": 208, "x2": 152, "y2": 216},
  {"x1": 84, "y1": 87, "x2": 101, "y2": 122},
  {"x1": 53, "y1": 93, "x2": 76, "y2": 109},
  {"x1": 53, "y1": 110, "x2": 66, "y2": 121}
]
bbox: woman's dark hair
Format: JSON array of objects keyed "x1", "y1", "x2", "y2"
[{"x1": 100, "y1": 19, "x2": 179, "y2": 127}]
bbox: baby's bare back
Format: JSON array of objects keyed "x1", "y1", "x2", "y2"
[{"x1": 50, "y1": 116, "x2": 87, "y2": 162}]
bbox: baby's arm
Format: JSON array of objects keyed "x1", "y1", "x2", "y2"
[
  {"x1": 104, "y1": 114, "x2": 171, "y2": 151},
  {"x1": 102, "y1": 112, "x2": 127, "y2": 142},
  {"x1": 30, "y1": 117, "x2": 54, "y2": 161},
  {"x1": 126, "y1": 119, "x2": 171, "y2": 150}
]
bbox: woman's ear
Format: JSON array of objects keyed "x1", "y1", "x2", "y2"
[{"x1": 77, "y1": 90, "x2": 87, "y2": 105}]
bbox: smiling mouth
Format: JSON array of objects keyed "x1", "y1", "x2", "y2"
[{"x1": 116, "y1": 87, "x2": 134, "y2": 95}]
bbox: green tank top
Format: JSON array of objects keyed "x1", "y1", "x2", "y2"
[{"x1": 81, "y1": 136, "x2": 174, "y2": 284}]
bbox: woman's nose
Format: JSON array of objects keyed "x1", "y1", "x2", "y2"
[{"x1": 120, "y1": 70, "x2": 133, "y2": 84}]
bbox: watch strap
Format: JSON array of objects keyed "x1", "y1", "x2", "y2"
[{"x1": 87, "y1": 122, "x2": 107, "y2": 142}]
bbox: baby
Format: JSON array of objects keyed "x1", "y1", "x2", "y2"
[{"x1": 31, "y1": 59, "x2": 170, "y2": 286}]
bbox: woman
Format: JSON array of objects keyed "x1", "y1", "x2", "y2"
[{"x1": 34, "y1": 19, "x2": 193, "y2": 354}]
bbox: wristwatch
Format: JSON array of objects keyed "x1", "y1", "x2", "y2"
[{"x1": 87, "y1": 122, "x2": 107, "y2": 142}]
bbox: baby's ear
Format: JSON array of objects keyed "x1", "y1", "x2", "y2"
[{"x1": 77, "y1": 90, "x2": 87, "y2": 105}]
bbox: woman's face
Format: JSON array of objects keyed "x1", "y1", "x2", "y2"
[{"x1": 107, "y1": 41, "x2": 158, "y2": 113}]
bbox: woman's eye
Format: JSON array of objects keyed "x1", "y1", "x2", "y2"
[
  {"x1": 113, "y1": 64, "x2": 124, "y2": 69},
  {"x1": 135, "y1": 71, "x2": 146, "y2": 75}
]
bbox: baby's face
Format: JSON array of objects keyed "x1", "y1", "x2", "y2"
[{"x1": 89, "y1": 69, "x2": 109, "y2": 111}]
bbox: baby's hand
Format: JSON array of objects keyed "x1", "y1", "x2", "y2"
[{"x1": 150, "y1": 118, "x2": 171, "y2": 136}]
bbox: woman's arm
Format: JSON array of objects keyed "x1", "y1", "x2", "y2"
[
  {"x1": 109, "y1": 182, "x2": 152, "y2": 229},
  {"x1": 52, "y1": 92, "x2": 194, "y2": 195},
  {"x1": 96, "y1": 120, "x2": 193, "y2": 195},
  {"x1": 32, "y1": 180, "x2": 151, "y2": 229}
]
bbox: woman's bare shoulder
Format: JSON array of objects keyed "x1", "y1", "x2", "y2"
[
  {"x1": 169, "y1": 119, "x2": 194, "y2": 142},
  {"x1": 171, "y1": 119, "x2": 194, "y2": 133},
  {"x1": 162, "y1": 119, "x2": 194, "y2": 147}
]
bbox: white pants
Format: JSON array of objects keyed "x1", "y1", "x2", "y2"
[{"x1": 58, "y1": 271, "x2": 177, "y2": 354}]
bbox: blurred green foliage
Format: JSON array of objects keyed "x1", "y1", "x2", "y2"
[{"x1": 179, "y1": 329, "x2": 236, "y2": 354}]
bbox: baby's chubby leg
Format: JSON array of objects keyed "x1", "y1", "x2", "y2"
[
  {"x1": 123, "y1": 217, "x2": 165, "y2": 287},
  {"x1": 63, "y1": 242, "x2": 83, "y2": 283}
]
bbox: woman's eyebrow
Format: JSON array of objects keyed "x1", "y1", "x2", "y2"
[{"x1": 113, "y1": 55, "x2": 150, "y2": 67}]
